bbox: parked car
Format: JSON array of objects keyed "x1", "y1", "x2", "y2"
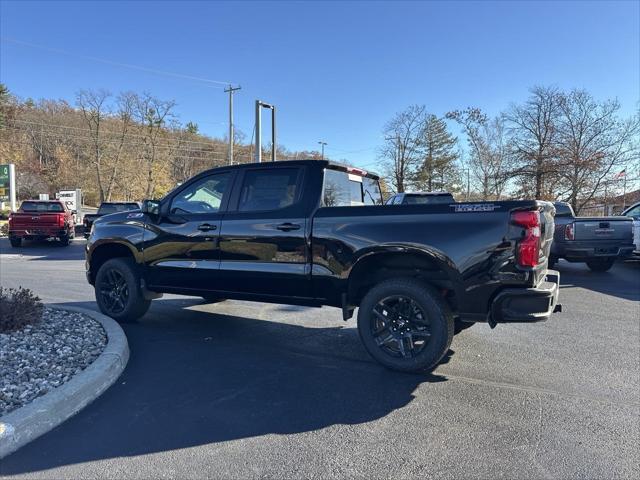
[
  {"x1": 550, "y1": 201, "x2": 635, "y2": 271},
  {"x1": 86, "y1": 160, "x2": 561, "y2": 373},
  {"x1": 621, "y1": 202, "x2": 640, "y2": 256},
  {"x1": 386, "y1": 191, "x2": 455, "y2": 205},
  {"x1": 83, "y1": 202, "x2": 140, "y2": 238},
  {"x1": 8, "y1": 200, "x2": 76, "y2": 247}
]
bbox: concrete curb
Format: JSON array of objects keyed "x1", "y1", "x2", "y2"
[{"x1": 0, "y1": 306, "x2": 129, "y2": 459}]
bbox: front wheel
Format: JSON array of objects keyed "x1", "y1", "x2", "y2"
[
  {"x1": 586, "y1": 257, "x2": 615, "y2": 272},
  {"x1": 357, "y1": 278, "x2": 454, "y2": 373},
  {"x1": 95, "y1": 257, "x2": 151, "y2": 322}
]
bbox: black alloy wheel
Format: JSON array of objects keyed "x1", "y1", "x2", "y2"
[
  {"x1": 99, "y1": 268, "x2": 130, "y2": 315},
  {"x1": 357, "y1": 278, "x2": 454, "y2": 373},
  {"x1": 370, "y1": 295, "x2": 431, "y2": 359}
]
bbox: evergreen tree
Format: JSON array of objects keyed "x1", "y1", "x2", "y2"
[{"x1": 415, "y1": 114, "x2": 458, "y2": 191}]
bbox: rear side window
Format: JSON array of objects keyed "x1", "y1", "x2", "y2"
[
  {"x1": 20, "y1": 202, "x2": 64, "y2": 212},
  {"x1": 238, "y1": 168, "x2": 300, "y2": 212},
  {"x1": 322, "y1": 169, "x2": 382, "y2": 206}
]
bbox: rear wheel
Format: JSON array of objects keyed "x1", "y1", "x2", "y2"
[
  {"x1": 95, "y1": 257, "x2": 151, "y2": 322},
  {"x1": 9, "y1": 236, "x2": 22, "y2": 248},
  {"x1": 357, "y1": 278, "x2": 454, "y2": 373},
  {"x1": 586, "y1": 257, "x2": 615, "y2": 272},
  {"x1": 59, "y1": 234, "x2": 71, "y2": 246},
  {"x1": 548, "y1": 255, "x2": 558, "y2": 269}
]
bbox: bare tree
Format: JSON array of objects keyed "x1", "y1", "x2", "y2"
[
  {"x1": 506, "y1": 86, "x2": 561, "y2": 199},
  {"x1": 447, "y1": 108, "x2": 512, "y2": 199},
  {"x1": 555, "y1": 89, "x2": 640, "y2": 213},
  {"x1": 76, "y1": 89, "x2": 112, "y2": 202},
  {"x1": 378, "y1": 105, "x2": 425, "y2": 193},
  {"x1": 131, "y1": 92, "x2": 176, "y2": 198}
]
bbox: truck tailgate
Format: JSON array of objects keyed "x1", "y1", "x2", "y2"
[
  {"x1": 10, "y1": 213, "x2": 62, "y2": 227},
  {"x1": 573, "y1": 217, "x2": 633, "y2": 241}
]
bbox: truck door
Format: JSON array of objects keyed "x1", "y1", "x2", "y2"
[
  {"x1": 218, "y1": 166, "x2": 311, "y2": 299},
  {"x1": 144, "y1": 171, "x2": 234, "y2": 292}
]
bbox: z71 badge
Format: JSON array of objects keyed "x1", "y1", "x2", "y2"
[{"x1": 452, "y1": 203, "x2": 498, "y2": 212}]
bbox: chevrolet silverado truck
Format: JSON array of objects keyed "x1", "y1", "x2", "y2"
[
  {"x1": 86, "y1": 160, "x2": 561, "y2": 372},
  {"x1": 8, "y1": 200, "x2": 76, "y2": 247},
  {"x1": 83, "y1": 202, "x2": 140, "y2": 238},
  {"x1": 550, "y1": 201, "x2": 634, "y2": 271}
]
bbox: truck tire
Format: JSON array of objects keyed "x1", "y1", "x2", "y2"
[
  {"x1": 548, "y1": 255, "x2": 558, "y2": 269},
  {"x1": 9, "y1": 236, "x2": 22, "y2": 248},
  {"x1": 59, "y1": 234, "x2": 71, "y2": 246},
  {"x1": 357, "y1": 278, "x2": 454, "y2": 373},
  {"x1": 95, "y1": 257, "x2": 151, "y2": 323},
  {"x1": 586, "y1": 257, "x2": 615, "y2": 272}
]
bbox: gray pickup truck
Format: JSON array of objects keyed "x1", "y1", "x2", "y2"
[{"x1": 550, "y1": 202, "x2": 635, "y2": 271}]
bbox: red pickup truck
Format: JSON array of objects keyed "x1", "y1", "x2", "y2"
[{"x1": 8, "y1": 200, "x2": 76, "y2": 247}]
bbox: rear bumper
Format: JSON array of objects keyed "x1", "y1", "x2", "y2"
[
  {"x1": 9, "y1": 228, "x2": 68, "y2": 238},
  {"x1": 490, "y1": 270, "x2": 561, "y2": 324},
  {"x1": 556, "y1": 242, "x2": 635, "y2": 260}
]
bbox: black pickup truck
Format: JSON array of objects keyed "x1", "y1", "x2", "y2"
[{"x1": 86, "y1": 160, "x2": 561, "y2": 372}]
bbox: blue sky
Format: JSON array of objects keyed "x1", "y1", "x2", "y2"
[{"x1": 1, "y1": 0, "x2": 638, "y2": 169}]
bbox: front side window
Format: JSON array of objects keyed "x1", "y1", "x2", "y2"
[
  {"x1": 171, "y1": 172, "x2": 231, "y2": 214},
  {"x1": 238, "y1": 168, "x2": 300, "y2": 212}
]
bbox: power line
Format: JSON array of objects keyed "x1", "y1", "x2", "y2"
[{"x1": 1, "y1": 37, "x2": 235, "y2": 88}]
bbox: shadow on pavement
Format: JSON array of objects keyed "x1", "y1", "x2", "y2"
[
  {"x1": 0, "y1": 236, "x2": 86, "y2": 261},
  {"x1": 1, "y1": 298, "x2": 450, "y2": 475},
  {"x1": 557, "y1": 259, "x2": 640, "y2": 302}
]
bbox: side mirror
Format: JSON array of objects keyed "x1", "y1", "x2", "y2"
[{"x1": 141, "y1": 199, "x2": 161, "y2": 216}]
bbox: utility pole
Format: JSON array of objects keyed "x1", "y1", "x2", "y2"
[
  {"x1": 318, "y1": 141, "x2": 327, "y2": 160},
  {"x1": 224, "y1": 85, "x2": 241, "y2": 165},
  {"x1": 255, "y1": 100, "x2": 276, "y2": 163}
]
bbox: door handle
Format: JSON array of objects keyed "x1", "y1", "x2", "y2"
[
  {"x1": 276, "y1": 222, "x2": 301, "y2": 232},
  {"x1": 198, "y1": 223, "x2": 217, "y2": 232}
]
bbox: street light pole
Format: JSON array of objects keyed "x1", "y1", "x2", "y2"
[
  {"x1": 318, "y1": 141, "x2": 327, "y2": 160},
  {"x1": 224, "y1": 85, "x2": 241, "y2": 165},
  {"x1": 255, "y1": 100, "x2": 276, "y2": 163}
]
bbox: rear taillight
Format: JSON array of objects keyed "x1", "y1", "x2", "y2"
[
  {"x1": 58, "y1": 214, "x2": 66, "y2": 227},
  {"x1": 564, "y1": 223, "x2": 574, "y2": 241},
  {"x1": 8, "y1": 214, "x2": 13, "y2": 227},
  {"x1": 511, "y1": 210, "x2": 541, "y2": 267}
]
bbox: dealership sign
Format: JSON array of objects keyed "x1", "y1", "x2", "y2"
[{"x1": 0, "y1": 164, "x2": 16, "y2": 211}]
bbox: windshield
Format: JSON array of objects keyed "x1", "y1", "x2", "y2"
[
  {"x1": 98, "y1": 203, "x2": 139, "y2": 214},
  {"x1": 20, "y1": 202, "x2": 64, "y2": 212},
  {"x1": 553, "y1": 202, "x2": 575, "y2": 217}
]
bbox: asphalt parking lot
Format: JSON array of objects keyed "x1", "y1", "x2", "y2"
[{"x1": 0, "y1": 237, "x2": 638, "y2": 479}]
